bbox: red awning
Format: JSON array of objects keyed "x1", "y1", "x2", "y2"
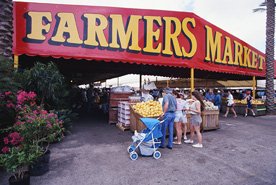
[{"x1": 13, "y1": 2, "x2": 275, "y2": 78}]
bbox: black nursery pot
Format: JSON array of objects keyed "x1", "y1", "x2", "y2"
[
  {"x1": 30, "y1": 150, "x2": 51, "y2": 176},
  {"x1": 9, "y1": 172, "x2": 30, "y2": 185}
]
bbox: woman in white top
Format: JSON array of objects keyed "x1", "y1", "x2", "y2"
[
  {"x1": 184, "y1": 91, "x2": 205, "y2": 148},
  {"x1": 224, "y1": 90, "x2": 237, "y2": 118},
  {"x1": 173, "y1": 92, "x2": 188, "y2": 144}
]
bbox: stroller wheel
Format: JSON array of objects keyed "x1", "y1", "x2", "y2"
[
  {"x1": 130, "y1": 152, "x2": 138, "y2": 161},
  {"x1": 127, "y1": 145, "x2": 134, "y2": 153},
  {"x1": 153, "y1": 151, "x2": 161, "y2": 159}
]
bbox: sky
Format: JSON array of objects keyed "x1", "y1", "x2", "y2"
[{"x1": 14, "y1": 0, "x2": 275, "y2": 87}]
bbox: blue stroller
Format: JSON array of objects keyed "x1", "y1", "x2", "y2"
[{"x1": 127, "y1": 118, "x2": 163, "y2": 160}]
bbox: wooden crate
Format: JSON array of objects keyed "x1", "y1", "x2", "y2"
[
  {"x1": 130, "y1": 106, "x2": 146, "y2": 132},
  {"x1": 201, "y1": 110, "x2": 220, "y2": 130},
  {"x1": 129, "y1": 106, "x2": 160, "y2": 132},
  {"x1": 108, "y1": 108, "x2": 118, "y2": 124}
]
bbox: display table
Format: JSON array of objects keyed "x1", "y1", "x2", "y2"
[{"x1": 130, "y1": 107, "x2": 220, "y2": 132}]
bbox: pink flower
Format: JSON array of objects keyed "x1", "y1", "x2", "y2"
[
  {"x1": 15, "y1": 121, "x2": 24, "y2": 126},
  {"x1": 46, "y1": 123, "x2": 52, "y2": 128},
  {"x1": 1, "y1": 146, "x2": 10, "y2": 154},
  {"x1": 4, "y1": 91, "x2": 12, "y2": 96},
  {"x1": 6, "y1": 103, "x2": 15, "y2": 109},
  {"x1": 16, "y1": 91, "x2": 37, "y2": 105},
  {"x1": 41, "y1": 110, "x2": 48, "y2": 115},
  {"x1": 9, "y1": 132, "x2": 23, "y2": 145},
  {"x1": 3, "y1": 137, "x2": 9, "y2": 144}
]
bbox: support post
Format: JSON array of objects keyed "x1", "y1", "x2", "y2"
[
  {"x1": 166, "y1": 79, "x2": 169, "y2": 87},
  {"x1": 253, "y1": 76, "x2": 256, "y2": 99},
  {"x1": 14, "y1": 55, "x2": 19, "y2": 69},
  {"x1": 139, "y1": 74, "x2": 142, "y2": 90},
  {"x1": 117, "y1": 77, "x2": 119, "y2": 87},
  {"x1": 190, "y1": 68, "x2": 194, "y2": 92}
]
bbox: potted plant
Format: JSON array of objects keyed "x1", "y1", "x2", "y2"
[
  {"x1": 0, "y1": 131, "x2": 43, "y2": 185},
  {"x1": 14, "y1": 104, "x2": 64, "y2": 176}
]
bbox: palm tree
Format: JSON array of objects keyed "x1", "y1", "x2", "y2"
[
  {"x1": 0, "y1": 0, "x2": 13, "y2": 60},
  {"x1": 254, "y1": 0, "x2": 275, "y2": 114}
]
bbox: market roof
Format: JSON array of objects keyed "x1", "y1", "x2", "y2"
[{"x1": 13, "y1": 1, "x2": 276, "y2": 81}]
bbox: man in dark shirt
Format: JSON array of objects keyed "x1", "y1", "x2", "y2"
[
  {"x1": 161, "y1": 88, "x2": 177, "y2": 149},
  {"x1": 213, "y1": 89, "x2": 222, "y2": 111}
]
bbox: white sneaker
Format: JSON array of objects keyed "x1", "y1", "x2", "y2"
[
  {"x1": 183, "y1": 136, "x2": 187, "y2": 140},
  {"x1": 184, "y1": 139, "x2": 194, "y2": 144},
  {"x1": 192, "y1": 143, "x2": 203, "y2": 148}
]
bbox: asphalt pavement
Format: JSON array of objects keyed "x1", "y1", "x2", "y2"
[{"x1": 1, "y1": 113, "x2": 276, "y2": 185}]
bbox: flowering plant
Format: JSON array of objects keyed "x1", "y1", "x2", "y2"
[
  {"x1": 0, "y1": 131, "x2": 43, "y2": 180},
  {"x1": 15, "y1": 105, "x2": 64, "y2": 150},
  {"x1": 16, "y1": 90, "x2": 36, "y2": 107}
]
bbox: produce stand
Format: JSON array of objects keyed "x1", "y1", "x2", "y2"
[
  {"x1": 221, "y1": 103, "x2": 266, "y2": 116},
  {"x1": 130, "y1": 106, "x2": 220, "y2": 133}
]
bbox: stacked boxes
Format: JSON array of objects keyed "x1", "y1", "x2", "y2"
[
  {"x1": 118, "y1": 101, "x2": 131, "y2": 127},
  {"x1": 108, "y1": 92, "x2": 133, "y2": 124}
]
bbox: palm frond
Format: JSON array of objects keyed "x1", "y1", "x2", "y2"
[{"x1": 253, "y1": 8, "x2": 267, "y2": 13}]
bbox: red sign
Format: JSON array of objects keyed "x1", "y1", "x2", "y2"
[{"x1": 13, "y1": 2, "x2": 269, "y2": 77}]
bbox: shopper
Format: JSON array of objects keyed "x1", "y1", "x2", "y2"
[
  {"x1": 184, "y1": 90, "x2": 205, "y2": 148},
  {"x1": 141, "y1": 89, "x2": 154, "y2": 102},
  {"x1": 224, "y1": 90, "x2": 237, "y2": 118},
  {"x1": 244, "y1": 90, "x2": 256, "y2": 117},
  {"x1": 205, "y1": 89, "x2": 215, "y2": 102},
  {"x1": 213, "y1": 89, "x2": 222, "y2": 111},
  {"x1": 160, "y1": 88, "x2": 177, "y2": 149},
  {"x1": 173, "y1": 92, "x2": 188, "y2": 145}
]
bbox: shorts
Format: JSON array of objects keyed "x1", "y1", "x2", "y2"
[
  {"x1": 227, "y1": 104, "x2": 234, "y2": 108},
  {"x1": 174, "y1": 111, "x2": 187, "y2": 123},
  {"x1": 247, "y1": 104, "x2": 253, "y2": 109},
  {"x1": 190, "y1": 114, "x2": 202, "y2": 126}
]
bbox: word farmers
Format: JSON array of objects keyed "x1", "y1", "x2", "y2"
[{"x1": 25, "y1": 12, "x2": 197, "y2": 58}]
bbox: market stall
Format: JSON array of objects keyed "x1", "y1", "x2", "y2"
[
  {"x1": 12, "y1": 1, "x2": 276, "y2": 129},
  {"x1": 129, "y1": 100, "x2": 220, "y2": 132}
]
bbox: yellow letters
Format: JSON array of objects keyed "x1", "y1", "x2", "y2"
[
  {"x1": 243, "y1": 46, "x2": 252, "y2": 68},
  {"x1": 233, "y1": 41, "x2": 243, "y2": 66},
  {"x1": 27, "y1": 12, "x2": 52, "y2": 41},
  {"x1": 51, "y1": 13, "x2": 82, "y2": 44},
  {"x1": 222, "y1": 36, "x2": 233, "y2": 64},
  {"x1": 162, "y1": 17, "x2": 182, "y2": 56},
  {"x1": 109, "y1": 14, "x2": 141, "y2": 51},
  {"x1": 143, "y1": 16, "x2": 162, "y2": 54},
  {"x1": 181, "y1": 18, "x2": 197, "y2": 58},
  {"x1": 258, "y1": 55, "x2": 265, "y2": 70},
  {"x1": 83, "y1": 14, "x2": 108, "y2": 47},
  {"x1": 204, "y1": 25, "x2": 222, "y2": 63}
]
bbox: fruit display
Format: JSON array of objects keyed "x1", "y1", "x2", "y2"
[
  {"x1": 203, "y1": 100, "x2": 219, "y2": 111},
  {"x1": 234, "y1": 99, "x2": 264, "y2": 105},
  {"x1": 132, "y1": 100, "x2": 163, "y2": 117}
]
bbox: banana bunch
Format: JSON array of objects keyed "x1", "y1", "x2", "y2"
[{"x1": 132, "y1": 100, "x2": 163, "y2": 117}]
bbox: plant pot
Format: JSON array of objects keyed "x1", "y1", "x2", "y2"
[
  {"x1": 30, "y1": 150, "x2": 51, "y2": 176},
  {"x1": 9, "y1": 172, "x2": 30, "y2": 185}
]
